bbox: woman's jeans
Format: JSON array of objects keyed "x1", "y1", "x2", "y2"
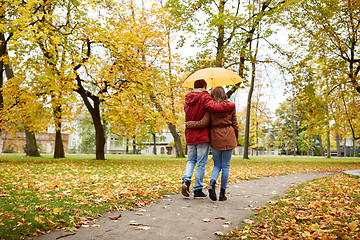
[
  {"x1": 182, "y1": 142, "x2": 210, "y2": 191},
  {"x1": 211, "y1": 148, "x2": 233, "y2": 189}
]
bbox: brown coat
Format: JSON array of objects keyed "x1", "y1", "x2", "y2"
[{"x1": 186, "y1": 110, "x2": 239, "y2": 151}]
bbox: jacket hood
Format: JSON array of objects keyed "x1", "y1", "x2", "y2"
[{"x1": 185, "y1": 89, "x2": 207, "y2": 106}]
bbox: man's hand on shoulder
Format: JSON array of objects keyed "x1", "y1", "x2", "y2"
[{"x1": 226, "y1": 102, "x2": 235, "y2": 111}]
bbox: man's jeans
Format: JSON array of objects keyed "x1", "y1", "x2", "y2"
[
  {"x1": 182, "y1": 142, "x2": 210, "y2": 191},
  {"x1": 211, "y1": 148, "x2": 233, "y2": 189}
]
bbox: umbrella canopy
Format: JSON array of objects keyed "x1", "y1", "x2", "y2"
[{"x1": 182, "y1": 67, "x2": 243, "y2": 88}]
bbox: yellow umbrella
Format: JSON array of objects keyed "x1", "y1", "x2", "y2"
[{"x1": 182, "y1": 67, "x2": 243, "y2": 88}]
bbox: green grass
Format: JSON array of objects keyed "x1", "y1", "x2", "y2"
[{"x1": 0, "y1": 154, "x2": 359, "y2": 239}]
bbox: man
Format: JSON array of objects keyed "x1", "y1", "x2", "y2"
[{"x1": 182, "y1": 79, "x2": 235, "y2": 198}]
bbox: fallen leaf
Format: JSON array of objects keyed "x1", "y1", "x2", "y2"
[
  {"x1": 243, "y1": 219, "x2": 254, "y2": 224},
  {"x1": 136, "y1": 226, "x2": 150, "y2": 230},
  {"x1": 349, "y1": 221, "x2": 358, "y2": 232},
  {"x1": 52, "y1": 208, "x2": 62, "y2": 214},
  {"x1": 214, "y1": 216, "x2": 226, "y2": 220},
  {"x1": 214, "y1": 231, "x2": 224, "y2": 236},
  {"x1": 203, "y1": 218, "x2": 211, "y2": 222},
  {"x1": 109, "y1": 214, "x2": 122, "y2": 220}
]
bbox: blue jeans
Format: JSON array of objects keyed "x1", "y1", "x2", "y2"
[
  {"x1": 182, "y1": 142, "x2": 210, "y2": 191},
  {"x1": 211, "y1": 148, "x2": 233, "y2": 189}
]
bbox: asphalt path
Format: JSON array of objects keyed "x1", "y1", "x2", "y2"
[{"x1": 35, "y1": 172, "x2": 336, "y2": 240}]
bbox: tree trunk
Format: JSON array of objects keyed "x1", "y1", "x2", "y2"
[
  {"x1": 54, "y1": 130, "x2": 65, "y2": 158},
  {"x1": 353, "y1": 140, "x2": 356, "y2": 157},
  {"x1": 133, "y1": 137, "x2": 136, "y2": 154},
  {"x1": 215, "y1": 0, "x2": 225, "y2": 68},
  {"x1": 25, "y1": 127, "x2": 40, "y2": 157},
  {"x1": 255, "y1": 121, "x2": 259, "y2": 156},
  {"x1": 336, "y1": 134, "x2": 341, "y2": 157},
  {"x1": 243, "y1": 78, "x2": 254, "y2": 159},
  {"x1": 344, "y1": 138, "x2": 347, "y2": 157},
  {"x1": 54, "y1": 106, "x2": 65, "y2": 158},
  {"x1": 126, "y1": 137, "x2": 129, "y2": 154},
  {"x1": 75, "y1": 77, "x2": 106, "y2": 160},
  {"x1": 0, "y1": 33, "x2": 5, "y2": 125},
  {"x1": 164, "y1": 31, "x2": 185, "y2": 158},
  {"x1": 1, "y1": 132, "x2": 6, "y2": 152},
  {"x1": 292, "y1": 100, "x2": 297, "y2": 156},
  {"x1": 94, "y1": 113, "x2": 106, "y2": 159},
  {"x1": 318, "y1": 135, "x2": 324, "y2": 156},
  {"x1": 243, "y1": 30, "x2": 260, "y2": 159},
  {"x1": 153, "y1": 133, "x2": 157, "y2": 155},
  {"x1": 326, "y1": 130, "x2": 331, "y2": 158},
  {"x1": 168, "y1": 123, "x2": 185, "y2": 157},
  {"x1": 149, "y1": 94, "x2": 185, "y2": 158},
  {"x1": 1, "y1": 32, "x2": 13, "y2": 133}
]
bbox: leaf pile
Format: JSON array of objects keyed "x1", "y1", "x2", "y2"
[{"x1": 224, "y1": 174, "x2": 360, "y2": 239}]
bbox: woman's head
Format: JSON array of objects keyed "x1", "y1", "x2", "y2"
[{"x1": 211, "y1": 86, "x2": 228, "y2": 103}]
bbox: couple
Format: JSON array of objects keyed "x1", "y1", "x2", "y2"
[{"x1": 182, "y1": 79, "x2": 239, "y2": 201}]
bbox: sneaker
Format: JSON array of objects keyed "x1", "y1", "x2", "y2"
[
  {"x1": 182, "y1": 180, "x2": 190, "y2": 197},
  {"x1": 194, "y1": 189, "x2": 207, "y2": 198}
]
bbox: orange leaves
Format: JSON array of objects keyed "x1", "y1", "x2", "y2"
[{"x1": 229, "y1": 174, "x2": 360, "y2": 239}]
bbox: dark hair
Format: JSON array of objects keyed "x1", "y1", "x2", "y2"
[
  {"x1": 194, "y1": 79, "x2": 207, "y2": 88},
  {"x1": 211, "y1": 86, "x2": 228, "y2": 103}
]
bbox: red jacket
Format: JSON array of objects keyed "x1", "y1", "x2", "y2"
[{"x1": 184, "y1": 89, "x2": 235, "y2": 145}]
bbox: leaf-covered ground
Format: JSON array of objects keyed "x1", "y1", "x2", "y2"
[
  {"x1": 0, "y1": 154, "x2": 359, "y2": 239},
  {"x1": 224, "y1": 174, "x2": 360, "y2": 239}
]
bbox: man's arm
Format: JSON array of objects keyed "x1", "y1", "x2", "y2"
[
  {"x1": 186, "y1": 111, "x2": 210, "y2": 129},
  {"x1": 203, "y1": 94, "x2": 235, "y2": 112}
]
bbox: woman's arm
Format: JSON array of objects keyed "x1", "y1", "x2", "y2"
[
  {"x1": 186, "y1": 111, "x2": 210, "y2": 129},
  {"x1": 231, "y1": 110, "x2": 239, "y2": 139}
]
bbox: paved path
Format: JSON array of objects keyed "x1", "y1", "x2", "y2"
[
  {"x1": 343, "y1": 169, "x2": 360, "y2": 177},
  {"x1": 36, "y1": 172, "x2": 335, "y2": 240}
]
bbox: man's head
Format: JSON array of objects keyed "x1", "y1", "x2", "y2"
[{"x1": 194, "y1": 79, "x2": 207, "y2": 89}]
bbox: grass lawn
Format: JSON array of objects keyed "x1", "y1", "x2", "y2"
[{"x1": 0, "y1": 154, "x2": 359, "y2": 239}]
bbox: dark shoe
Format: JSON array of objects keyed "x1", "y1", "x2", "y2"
[
  {"x1": 219, "y1": 188, "x2": 227, "y2": 201},
  {"x1": 182, "y1": 180, "x2": 190, "y2": 197},
  {"x1": 208, "y1": 179, "x2": 217, "y2": 201},
  {"x1": 194, "y1": 189, "x2": 207, "y2": 198}
]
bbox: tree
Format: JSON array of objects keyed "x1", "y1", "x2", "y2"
[
  {"x1": 285, "y1": 0, "x2": 360, "y2": 140},
  {"x1": 0, "y1": 1, "x2": 43, "y2": 157},
  {"x1": 273, "y1": 99, "x2": 300, "y2": 155},
  {"x1": 21, "y1": 0, "x2": 79, "y2": 158},
  {"x1": 167, "y1": 0, "x2": 288, "y2": 159},
  {"x1": 100, "y1": 3, "x2": 186, "y2": 157}
]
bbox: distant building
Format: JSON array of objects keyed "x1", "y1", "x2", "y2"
[
  {"x1": 0, "y1": 131, "x2": 69, "y2": 154},
  {"x1": 105, "y1": 132, "x2": 176, "y2": 155},
  {"x1": 233, "y1": 146, "x2": 279, "y2": 156}
]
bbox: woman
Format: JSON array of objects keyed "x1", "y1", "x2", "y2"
[{"x1": 186, "y1": 86, "x2": 239, "y2": 201}]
